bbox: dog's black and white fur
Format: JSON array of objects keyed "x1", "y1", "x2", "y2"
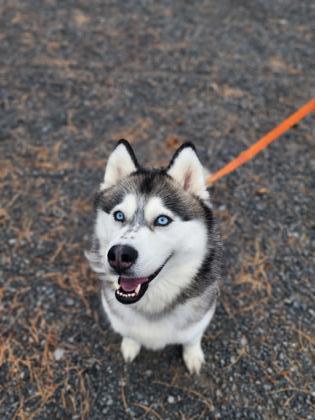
[{"x1": 86, "y1": 140, "x2": 223, "y2": 373}]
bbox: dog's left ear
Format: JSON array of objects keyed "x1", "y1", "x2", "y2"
[
  {"x1": 101, "y1": 139, "x2": 139, "y2": 189},
  {"x1": 167, "y1": 143, "x2": 209, "y2": 199}
]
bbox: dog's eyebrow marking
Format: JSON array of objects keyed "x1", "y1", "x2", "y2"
[
  {"x1": 112, "y1": 193, "x2": 137, "y2": 220},
  {"x1": 158, "y1": 188, "x2": 194, "y2": 221},
  {"x1": 94, "y1": 188, "x2": 125, "y2": 213},
  {"x1": 144, "y1": 197, "x2": 173, "y2": 222}
]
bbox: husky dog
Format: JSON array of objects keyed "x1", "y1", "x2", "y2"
[{"x1": 86, "y1": 140, "x2": 223, "y2": 373}]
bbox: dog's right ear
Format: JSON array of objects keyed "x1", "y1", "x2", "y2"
[{"x1": 100, "y1": 140, "x2": 139, "y2": 189}]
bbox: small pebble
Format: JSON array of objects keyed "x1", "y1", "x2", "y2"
[
  {"x1": 167, "y1": 395, "x2": 175, "y2": 404},
  {"x1": 54, "y1": 348, "x2": 65, "y2": 361}
]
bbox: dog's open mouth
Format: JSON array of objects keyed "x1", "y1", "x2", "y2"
[{"x1": 115, "y1": 257, "x2": 170, "y2": 304}]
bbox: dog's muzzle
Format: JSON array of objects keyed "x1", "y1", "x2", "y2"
[{"x1": 114, "y1": 255, "x2": 172, "y2": 304}]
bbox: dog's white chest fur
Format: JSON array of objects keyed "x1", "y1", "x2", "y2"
[{"x1": 102, "y1": 288, "x2": 215, "y2": 350}]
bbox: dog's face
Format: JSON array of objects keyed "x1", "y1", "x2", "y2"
[{"x1": 87, "y1": 140, "x2": 212, "y2": 310}]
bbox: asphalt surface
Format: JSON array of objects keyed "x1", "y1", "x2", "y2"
[{"x1": 0, "y1": 0, "x2": 314, "y2": 419}]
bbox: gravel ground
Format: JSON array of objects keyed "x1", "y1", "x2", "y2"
[{"x1": 0, "y1": 0, "x2": 314, "y2": 419}]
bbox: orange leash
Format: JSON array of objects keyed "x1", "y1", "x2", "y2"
[{"x1": 206, "y1": 99, "x2": 315, "y2": 185}]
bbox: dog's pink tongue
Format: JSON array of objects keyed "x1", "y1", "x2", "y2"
[{"x1": 119, "y1": 277, "x2": 148, "y2": 292}]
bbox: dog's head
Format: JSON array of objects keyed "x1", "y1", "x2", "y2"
[{"x1": 87, "y1": 140, "x2": 214, "y2": 311}]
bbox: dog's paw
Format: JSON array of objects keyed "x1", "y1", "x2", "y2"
[
  {"x1": 183, "y1": 344, "x2": 205, "y2": 374},
  {"x1": 121, "y1": 337, "x2": 141, "y2": 363}
]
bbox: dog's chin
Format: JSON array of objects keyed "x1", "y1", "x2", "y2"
[{"x1": 114, "y1": 256, "x2": 171, "y2": 305}]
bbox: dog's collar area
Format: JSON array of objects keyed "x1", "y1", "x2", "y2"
[{"x1": 114, "y1": 255, "x2": 172, "y2": 304}]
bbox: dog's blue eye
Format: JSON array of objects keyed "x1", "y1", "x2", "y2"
[
  {"x1": 114, "y1": 211, "x2": 125, "y2": 222},
  {"x1": 154, "y1": 215, "x2": 172, "y2": 226}
]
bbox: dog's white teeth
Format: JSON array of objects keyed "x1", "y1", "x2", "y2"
[
  {"x1": 116, "y1": 288, "x2": 137, "y2": 298},
  {"x1": 135, "y1": 285, "x2": 141, "y2": 294}
]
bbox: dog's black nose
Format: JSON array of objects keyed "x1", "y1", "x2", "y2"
[{"x1": 107, "y1": 245, "x2": 138, "y2": 273}]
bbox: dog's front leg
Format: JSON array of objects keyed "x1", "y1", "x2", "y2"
[
  {"x1": 121, "y1": 337, "x2": 141, "y2": 362},
  {"x1": 182, "y1": 335, "x2": 205, "y2": 374}
]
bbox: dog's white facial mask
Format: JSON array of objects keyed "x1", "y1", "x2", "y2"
[{"x1": 92, "y1": 141, "x2": 210, "y2": 308}]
